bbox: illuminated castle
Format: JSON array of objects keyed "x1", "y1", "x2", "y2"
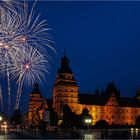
[{"x1": 53, "y1": 54, "x2": 140, "y2": 125}]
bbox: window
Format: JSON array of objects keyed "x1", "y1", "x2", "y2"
[{"x1": 70, "y1": 99, "x2": 73, "y2": 102}]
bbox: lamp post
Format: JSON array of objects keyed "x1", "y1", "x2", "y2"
[
  {"x1": 0, "y1": 116, "x2": 3, "y2": 132},
  {"x1": 85, "y1": 118, "x2": 92, "y2": 132}
]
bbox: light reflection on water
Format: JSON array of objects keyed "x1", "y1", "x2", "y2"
[
  {"x1": 81, "y1": 128, "x2": 140, "y2": 140},
  {"x1": 82, "y1": 133, "x2": 96, "y2": 140},
  {"x1": 130, "y1": 128, "x2": 139, "y2": 139}
]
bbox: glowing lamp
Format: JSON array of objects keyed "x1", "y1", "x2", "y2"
[
  {"x1": 85, "y1": 118, "x2": 92, "y2": 123},
  {"x1": 0, "y1": 116, "x2": 3, "y2": 121},
  {"x1": 4, "y1": 125, "x2": 7, "y2": 128}
]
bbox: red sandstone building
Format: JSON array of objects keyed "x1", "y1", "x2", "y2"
[
  {"x1": 29, "y1": 54, "x2": 140, "y2": 126},
  {"x1": 28, "y1": 83, "x2": 48, "y2": 126},
  {"x1": 53, "y1": 55, "x2": 140, "y2": 125}
]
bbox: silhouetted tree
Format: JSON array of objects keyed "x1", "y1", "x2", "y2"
[
  {"x1": 136, "y1": 116, "x2": 140, "y2": 126},
  {"x1": 95, "y1": 120, "x2": 108, "y2": 128},
  {"x1": 62, "y1": 104, "x2": 73, "y2": 127},
  {"x1": 50, "y1": 108, "x2": 58, "y2": 126},
  {"x1": 11, "y1": 109, "x2": 23, "y2": 126},
  {"x1": 80, "y1": 108, "x2": 92, "y2": 128}
]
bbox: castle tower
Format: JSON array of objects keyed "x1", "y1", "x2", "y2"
[
  {"x1": 105, "y1": 82, "x2": 120, "y2": 106},
  {"x1": 53, "y1": 54, "x2": 79, "y2": 117},
  {"x1": 28, "y1": 83, "x2": 48, "y2": 123}
]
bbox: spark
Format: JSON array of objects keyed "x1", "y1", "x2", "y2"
[{"x1": 25, "y1": 64, "x2": 29, "y2": 69}]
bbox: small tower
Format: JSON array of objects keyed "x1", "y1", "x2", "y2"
[
  {"x1": 105, "y1": 82, "x2": 119, "y2": 106},
  {"x1": 53, "y1": 54, "x2": 79, "y2": 117},
  {"x1": 136, "y1": 86, "x2": 140, "y2": 100},
  {"x1": 28, "y1": 83, "x2": 48, "y2": 124}
]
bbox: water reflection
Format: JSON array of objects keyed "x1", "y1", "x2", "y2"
[
  {"x1": 80, "y1": 128, "x2": 140, "y2": 140},
  {"x1": 83, "y1": 134, "x2": 93, "y2": 140},
  {"x1": 130, "y1": 128, "x2": 139, "y2": 139}
]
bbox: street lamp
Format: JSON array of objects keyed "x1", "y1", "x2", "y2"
[
  {"x1": 85, "y1": 118, "x2": 92, "y2": 131},
  {"x1": 0, "y1": 116, "x2": 3, "y2": 121},
  {"x1": 0, "y1": 116, "x2": 3, "y2": 133}
]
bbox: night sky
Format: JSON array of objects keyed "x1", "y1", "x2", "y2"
[{"x1": 2, "y1": 1, "x2": 140, "y2": 114}]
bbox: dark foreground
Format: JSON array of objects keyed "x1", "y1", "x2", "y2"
[{"x1": 1, "y1": 128, "x2": 140, "y2": 139}]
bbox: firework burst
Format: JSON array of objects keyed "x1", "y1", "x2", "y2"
[
  {"x1": 8, "y1": 46, "x2": 51, "y2": 109},
  {"x1": 0, "y1": 0, "x2": 55, "y2": 111},
  {"x1": 10, "y1": 46, "x2": 50, "y2": 86}
]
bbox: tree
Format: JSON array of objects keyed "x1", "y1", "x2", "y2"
[
  {"x1": 80, "y1": 108, "x2": 93, "y2": 128},
  {"x1": 62, "y1": 104, "x2": 73, "y2": 127},
  {"x1": 11, "y1": 109, "x2": 23, "y2": 126},
  {"x1": 136, "y1": 116, "x2": 140, "y2": 126},
  {"x1": 50, "y1": 108, "x2": 58, "y2": 126},
  {"x1": 95, "y1": 120, "x2": 108, "y2": 128}
]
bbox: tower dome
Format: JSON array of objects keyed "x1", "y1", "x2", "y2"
[
  {"x1": 57, "y1": 55, "x2": 73, "y2": 74},
  {"x1": 31, "y1": 82, "x2": 41, "y2": 95}
]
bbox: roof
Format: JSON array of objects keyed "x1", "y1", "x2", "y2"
[
  {"x1": 31, "y1": 83, "x2": 42, "y2": 95},
  {"x1": 78, "y1": 93, "x2": 140, "y2": 107},
  {"x1": 119, "y1": 97, "x2": 140, "y2": 107},
  {"x1": 78, "y1": 93, "x2": 105, "y2": 105},
  {"x1": 57, "y1": 56, "x2": 73, "y2": 74}
]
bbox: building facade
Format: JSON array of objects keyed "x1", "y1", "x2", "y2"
[
  {"x1": 53, "y1": 55, "x2": 140, "y2": 125},
  {"x1": 28, "y1": 83, "x2": 48, "y2": 125}
]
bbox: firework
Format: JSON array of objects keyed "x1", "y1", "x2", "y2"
[
  {"x1": 10, "y1": 46, "x2": 50, "y2": 86},
  {"x1": 0, "y1": 0, "x2": 55, "y2": 111},
  {"x1": 18, "y1": 1, "x2": 55, "y2": 53},
  {"x1": 0, "y1": 0, "x2": 23, "y2": 15},
  {"x1": 0, "y1": 84, "x2": 4, "y2": 111},
  {"x1": 8, "y1": 46, "x2": 50, "y2": 109}
]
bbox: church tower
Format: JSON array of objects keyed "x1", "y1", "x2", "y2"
[{"x1": 53, "y1": 54, "x2": 79, "y2": 117}]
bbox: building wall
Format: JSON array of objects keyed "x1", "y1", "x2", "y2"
[
  {"x1": 53, "y1": 85, "x2": 140, "y2": 125},
  {"x1": 73, "y1": 103, "x2": 140, "y2": 125},
  {"x1": 28, "y1": 93, "x2": 48, "y2": 123},
  {"x1": 53, "y1": 70, "x2": 79, "y2": 117},
  {"x1": 53, "y1": 56, "x2": 140, "y2": 126}
]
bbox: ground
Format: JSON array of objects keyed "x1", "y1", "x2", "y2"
[{"x1": 0, "y1": 128, "x2": 139, "y2": 139}]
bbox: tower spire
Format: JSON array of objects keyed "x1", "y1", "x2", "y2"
[{"x1": 64, "y1": 47, "x2": 66, "y2": 57}]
